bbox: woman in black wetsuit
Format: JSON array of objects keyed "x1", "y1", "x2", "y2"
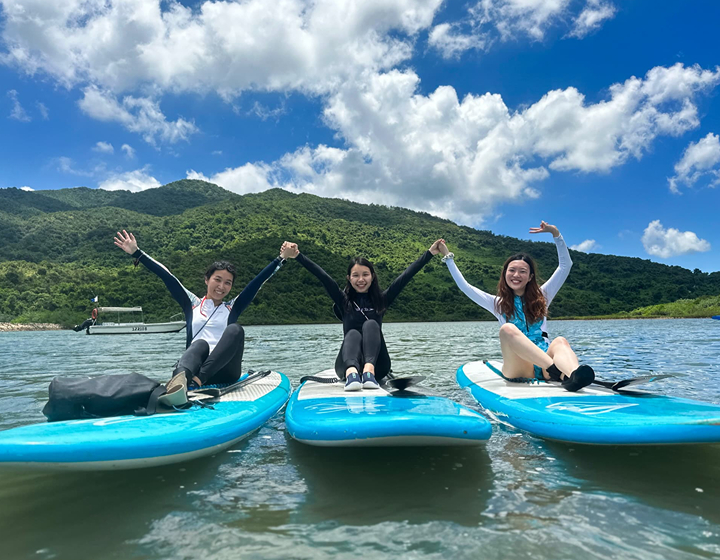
[{"x1": 282, "y1": 240, "x2": 444, "y2": 391}]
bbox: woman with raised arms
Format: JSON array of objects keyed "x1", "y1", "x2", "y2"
[
  {"x1": 438, "y1": 222, "x2": 594, "y2": 392},
  {"x1": 114, "y1": 231, "x2": 295, "y2": 404},
  {"x1": 281, "y1": 240, "x2": 444, "y2": 391}
]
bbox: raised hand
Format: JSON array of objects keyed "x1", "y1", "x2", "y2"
[
  {"x1": 429, "y1": 239, "x2": 446, "y2": 255},
  {"x1": 280, "y1": 241, "x2": 299, "y2": 259},
  {"x1": 114, "y1": 230, "x2": 138, "y2": 254},
  {"x1": 529, "y1": 221, "x2": 559, "y2": 237},
  {"x1": 437, "y1": 240, "x2": 450, "y2": 256}
]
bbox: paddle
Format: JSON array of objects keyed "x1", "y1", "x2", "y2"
[
  {"x1": 381, "y1": 375, "x2": 425, "y2": 392},
  {"x1": 591, "y1": 374, "x2": 675, "y2": 391},
  {"x1": 189, "y1": 370, "x2": 272, "y2": 399},
  {"x1": 481, "y1": 360, "x2": 674, "y2": 392}
]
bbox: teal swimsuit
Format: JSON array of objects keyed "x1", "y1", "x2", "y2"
[{"x1": 504, "y1": 295, "x2": 549, "y2": 380}]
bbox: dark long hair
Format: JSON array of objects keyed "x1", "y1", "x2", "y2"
[
  {"x1": 344, "y1": 257, "x2": 385, "y2": 314},
  {"x1": 205, "y1": 261, "x2": 237, "y2": 284},
  {"x1": 495, "y1": 253, "x2": 547, "y2": 324}
]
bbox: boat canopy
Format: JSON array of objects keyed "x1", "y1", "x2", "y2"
[{"x1": 96, "y1": 307, "x2": 143, "y2": 313}]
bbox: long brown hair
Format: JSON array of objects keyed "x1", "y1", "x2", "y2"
[{"x1": 495, "y1": 253, "x2": 547, "y2": 324}]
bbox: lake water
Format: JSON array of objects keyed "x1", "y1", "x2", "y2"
[{"x1": 1, "y1": 319, "x2": 720, "y2": 560}]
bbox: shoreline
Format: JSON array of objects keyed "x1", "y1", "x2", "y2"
[
  {"x1": 0, "y1": 315, "x2": 714, "y2": 332},
  {"x1": 0, "y1": 323, "x2": 65, "y2": 332}
]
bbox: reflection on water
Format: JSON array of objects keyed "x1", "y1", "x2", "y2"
[{"x1": 1, "y1": 319, "x2": 719, "y2": 559}]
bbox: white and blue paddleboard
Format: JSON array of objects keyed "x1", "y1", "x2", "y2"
[
  {"x1": 458, "y1": 361, "x2": 720, "y2": 445},
  {"x1": 285, "y1": 369, "x2": 491, "y2": 447},
  {"x1": 0, "y1": 371, "x2": 290, "y2": 471}
]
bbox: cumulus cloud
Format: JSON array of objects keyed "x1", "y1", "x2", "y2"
[
  {"x1": 570, "y1": 239, "x2": 597, "y2": 252},
  {"x1": 187, "y1": 164, "x2": 276, "y2": 195},
  {"x1": 7, "y1": 89, "x2": 30, "y2": 121},
  {"x1": 93, "y1": 141, "x2": 114, "y2": 154},
  {"x1": 189, "y1": 63, "x2": 719, "y2": 224},
  {"x1": 20, "y1": 186, "x2": 34, "y2": 191},
  {"x1": 642, "y1": 220, "x2": 710, "y2": 258},
  {"x1": 78, "y1": 87, "x2": 198, "y2": 145},
  {"x1": 99, "y1": 168, "x2": 162, "y2": 192},
  {"x1": 121, "y1": 143, "x2": 136, "y2": 158},
  {"x1": 569, "y1": 0, "x2": 616, "y2": 38},
  {"x1": 0, "y1": 0, "x2": 442, "y2": 96},
  {"x1": 668, "y1": 133, "x2": 720, "y2": 193}
]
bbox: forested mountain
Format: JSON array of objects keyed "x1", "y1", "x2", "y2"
[{"x1": 1, "y1": 180, "x2": 719, "y2": 327}]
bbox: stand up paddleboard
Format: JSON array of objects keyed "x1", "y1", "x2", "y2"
[
  {"x1": 285, "y1": 369, "x2": 491, "y2": 447},
  {"x1": 0, "y1": 371, "x2": 291, "y2": 471},
  {"x1": 457, "y1": 361, "x2": 720, "y2": 445}
]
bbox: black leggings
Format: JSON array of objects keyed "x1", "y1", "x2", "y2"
[
  {"x1": 334, "y1": 320, "x2": 390, "y2": 380},
  {"x1": 176, "y1": 323, "x2": 245, "y2": 385}
]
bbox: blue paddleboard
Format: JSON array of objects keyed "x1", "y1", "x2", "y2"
[
  {"x1": 0, "y1": 371, "x2": 291, "y2": 471},
  {"x1": 457, "y1": 361, "x2": 720, "y2": 445},
  {"x1": 712, "y1": 315, "x2": 720, "y2": 320},
  {"x1": 285, "y1": 369, "x2": 491, "y2": 447}
]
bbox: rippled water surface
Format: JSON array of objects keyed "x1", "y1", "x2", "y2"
[{"x1": 2, "y1": 319, "x2": 720, "y2": 560}]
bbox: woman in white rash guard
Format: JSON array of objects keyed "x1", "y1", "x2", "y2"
[
  {"x1": 438, "y1": 221, "x2": 594, "y2": 392},
  {"x1": 114, "y1": 230, "x2": 295, "y2": 404}
]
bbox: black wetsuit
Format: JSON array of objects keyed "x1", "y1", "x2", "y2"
[{"x1": 296, "y1": 251, "x2": 434, "y2": 380}]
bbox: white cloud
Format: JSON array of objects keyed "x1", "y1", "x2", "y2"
[
  {"x1": 78, "y1": 87, "x2": 198, "y2": 145},
  {"x1": 212, "y1": 150, "x2": 223, "y2": 156},
  {"x1": 55, "y1": 156, "x2": 95, "y2": 177},
  {"x1": 7, "y1": 89, "x2": 30, "y2": 121},
  {"x1": 569, "y1": 0, "x2": 616, "y2": 39},
  {"x1": 428, "y1": 23, "x2": 486, "y2": 59},
  {"x1": 428, "y1": 0, "x2": 616, "y2": 59},
  {"x1": 187, "y1": 164, "x2": 276, "y2": 195},
  {"x1": 99, "y1": 168, "x2": 162, "y2": 192},
  {"x1": 668, "y1": 133, "x2": 720, "y2": 193},
  {"x1": 20, "y1": 186, "x2": 34, "y2": 191},
  {"x1": 121, "y1": 143, "x2": 136, "y2": 158},
  {"x1": 248, "y1": 101, "x2": 288, "y2": 121},
  {"x1": 92, "y1": 141, "x2": 114, "y2": 154},
  {"x1": 642, "y1": 220, "x2": 710, "y2": 258},
  {"x1": 0, "y1": 0, "x2": 442, "y2": 96},
  {"x1": 570, "y1": 239, "x2": 597, "y2": 252},
  {"x1": 184, "y1": 63, "x2": 720, "y2": 224},
  {"x1": 36, "y1": 101, "x2": 49, "y2": 119}
]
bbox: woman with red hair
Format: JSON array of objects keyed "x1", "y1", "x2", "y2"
[{"x1": 439, "y1": 222, "x2": 594, "y2": 392}]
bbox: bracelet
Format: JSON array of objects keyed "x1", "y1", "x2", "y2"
[{"x1": 441, "y1": 252, "x2": 455, "y2": 262}]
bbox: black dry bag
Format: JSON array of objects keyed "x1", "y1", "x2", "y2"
[{"x1": 42, "y1": 373, "x2": 165, "y2": 422}]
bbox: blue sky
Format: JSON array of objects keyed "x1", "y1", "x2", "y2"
[{"x1": 1, "y1": 0, "x2": 719, "y2": 271}]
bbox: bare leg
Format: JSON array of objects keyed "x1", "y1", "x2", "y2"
[
  {"x1": 346, "y1": 366, "x2": 359, "y2": 376},
  {"x1": 545, "y1": 337, "x2": 579, "y2": 380},
  {"x1": 499, "y1": 324, "x2": 552, "y2": 379}
]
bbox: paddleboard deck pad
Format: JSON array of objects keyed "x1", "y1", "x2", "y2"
[
  {"x1": 285, "y1": 369, "x2": 491, "y2": 447},
  {"x1": 458, "y1": 361, "x2": 720, "y2": 445},
  {"x1": 0, "y1": 371, "x2": 291, "y2": 471}
]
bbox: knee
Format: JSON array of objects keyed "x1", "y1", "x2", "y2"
[
  {"x1": 188, "y1": 338, "x2": 210, "y2": 359},
  {"x1": 499, "y1": 323, "x2": 521, "y2": 340},
  {"x1": 550, "y1": 336, "x2": 569, "y2": 349},
  {"x1": 225, "y1": 323, "x2": 244, "y2": 339},
  {"x1": 345, "y1": 329, "x2": 362, "y2": 343},
  {"x1": 362, "y1": 319, "x2": 380, "y2": 333}
]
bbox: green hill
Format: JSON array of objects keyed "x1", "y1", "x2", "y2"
[{"x1": 1, "y1": 179, "x2": 719, "y2": 327}]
